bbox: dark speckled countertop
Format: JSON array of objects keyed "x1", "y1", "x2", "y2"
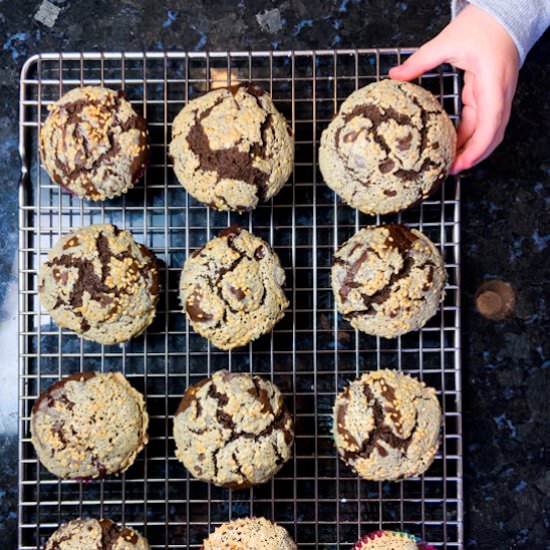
[{"x1": 1, "y1": 1, "x2": 549, "y2": 548}]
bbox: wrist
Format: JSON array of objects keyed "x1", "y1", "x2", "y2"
[{"x1": 453, "y1": 1, "x2": 524, "y2": 65}]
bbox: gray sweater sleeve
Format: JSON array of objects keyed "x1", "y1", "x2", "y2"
[{"x1": 452, "y1": 0, "x2": 550, "y2": 65}]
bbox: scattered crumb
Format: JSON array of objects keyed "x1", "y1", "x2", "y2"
[
  {"x1": 210, "y1": 68, "x2": 240, "y2": 90},
  {"x1": 34, "y1": 0, "x2": 61, "y2": 28},
  {"x1": 256, "y1": 8, "x2": 283, "y2": 34}
]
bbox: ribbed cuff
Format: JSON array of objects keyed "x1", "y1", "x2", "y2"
[{"x1": 451, "y1": 0, "x2": 538, "y2": 65}]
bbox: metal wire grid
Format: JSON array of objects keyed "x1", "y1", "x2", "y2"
[{"x1": 18, "y1": 50, "x2": 462, "y2": 549}]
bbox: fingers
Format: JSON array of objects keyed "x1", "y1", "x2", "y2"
[
  {"x1": 461, "y1": 71, "x2": 476, "y2": 107},
  {"x1": 389, "y1": 37, "x2": 449, "y2": 81},
  {"x1": 456, "y1": 104, "x2": 477, "y2": 152},
  {"x1": 452, "y1": 74, "x2": 509, "y2": 173},
  {"x1": 455, "y1": 71, "x2": 477, "y2": 151}
]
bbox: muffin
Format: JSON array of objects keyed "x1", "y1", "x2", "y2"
[
  {"x1": 38, "y1": 223, "x2": 159, "y2": 345},
  {"x1": 319, "y1": 79, "x2": 456, "y2": 214},
  {"x1": 31, "y1": 372, "x2": 148, "y2": 479},
  {"x1": 333, "y1": 369, "x2": 441, "y2": 481},
  {"x1": 40, "y1": 86, "x2": 148, "y2": 201},
  {"x1": 173, "y1": 370, "x2": 294, "y2": 488},
  {"x1": 180, "y1": 225, "x2": 288, "y2": 349},
  {"x1": 44, "y1": 518, "x2": 149, "y2": 550},
  {"x1": 169, "y1": 82, "x2": 294, "y2": 212},
  {"x1": 203, "y1": 517, "x2": 296, "y2": 549},
  {"x1": 331, "y1": 224, "x2": 446, "y2": 338},
  {"x1": 354, "y1": 530, "x2": 435, "y2": 550}
]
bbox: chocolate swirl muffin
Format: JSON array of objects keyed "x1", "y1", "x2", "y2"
[
  {"x1": 180, "y1": 225, "x2": 288, "y2": 350},
  {"x1": 38, "y1": 224, "x2": 159, "y2": 345},
  {"x1": 331, "y1": 224, "x2": 446, "y2": 338},
  {"x1": 44, "y1": 518, "x2": 150, "y2": 550},
  {"x1": 319, "y1": 79, "x2": 456, "y2": 215},
  {"x1": 333, "y1": 369, "x2": 442, "y2": 481},
  {"x1": 31, "y1": 372, "x2": 148, "y2": 479},
  {"x1": 203, "y1": 517, "x2": 297, "y2": 549},
  {"x1": 169, "y1": 83, "x2": 294, "y2": 212},
  {"x1": 353, "y1": 530, "x2": 435, "y2": 550},
  {"x1": 173, "y1": 370, "x2": 294, "y2": 489},
  {"x1": 40, "y1": 86, "x2": 148, "y2": 201}
]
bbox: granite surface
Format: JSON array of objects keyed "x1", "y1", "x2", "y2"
[{"x1": 0, "y1": 1, "x2": 549, "y2": 549}]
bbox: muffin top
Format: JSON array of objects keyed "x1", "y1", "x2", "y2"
[
  {"x1": 44, "y1": 518, "x2": 150, "y2": 550},
  {"x1": 331, "y1": 224, "x2": 446, "y2": 338},
  {"x1": 31, "y1": 372, "x2": 148, "y2": 479},
  {"x1": 170, "y1": 83, "x2": 294, "y2": 212},
  {"x1": 180, "y1": 225, "x2": 288, "y2": 349},
  {"x1": 40, "y1": 86, "x2": 148, "y2": 201},
  {"x1": 354, "y1": 530, "x2": 435, "y2": 550},
  {"x1": 203, "y1": 517, "x2": 297, "y2": 550},
  {"x1": 333, "y1": 369, "x2": 441, "y2": 481},
  {"x1": 174, "y1": 370, "x2": 294, "y2": 488},
  {"x1": 38, "y1": 223, "x2": 159, "y2": 345},
  {"x1": 319, "y1": 79, "x2": 456, "y2": 214}
]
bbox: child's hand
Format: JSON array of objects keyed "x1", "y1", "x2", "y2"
[{"x1": 389, "y1": 4, "x2": 519, "y2": 174}]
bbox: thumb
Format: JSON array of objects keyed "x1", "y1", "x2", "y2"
[{"x1": 389, "y1": 37, "x2": 449, "y2": 81}]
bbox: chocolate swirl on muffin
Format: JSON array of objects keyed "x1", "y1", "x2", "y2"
[
  {"x1": 331, "y1": 224, "x2": 446, "y2": 338},
  {"x1": 44, "y1": 518, "x2": 150, "y2": 550},
  {"x1": 40, "y1": 86, "x2": 148, "y2": 201},
  {"x1": 333, "y1": 369, "x2": 442, "y2": 481},
  {"x1": 319, "y1": 80, "x2": 456, "y2": 215},
  {"x1": 173, "y1": 370, "x2": 294, "y2": 489},
  {"x1": 180, "y1": 225, "x2": 288, "y2": 349},
  {"x1": 169, "y1": 83, "x2": 294, "y2": 212},
  {"x1": 31, "y1": 372, "x2": 148, "y2": 480},
  {"x1": 38, "y1": 224, "x2": 159, "y2": 345},
  {"x1": 203, "y1": 517, "x2": 297, "y2": 549}
]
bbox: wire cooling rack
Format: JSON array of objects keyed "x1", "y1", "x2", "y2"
[{"x1": 18, "y1": 50, "x2": 463, "y2": 549}]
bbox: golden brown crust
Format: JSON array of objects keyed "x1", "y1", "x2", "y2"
[
  {"x1": 38, "y1": 224, "x2": 159, "y2": 345},
  {"x1": 44, "y1": 518, "x2": 150, "y2": 550},
  {"x1": 40, "y1": 86, "x2": 148, "y2": 201},
  {"x1": 331, "y1": 224, "x2": 446, "y2": 338},
  {"x1": 180, "y1": 225, "x2": 288, "y2": 350},
  {"x1": 203, "y1": 517, "x2": 297, "y2": 549},
  {"x1": 353, "y1": 530, "x2": 435, "y2": 549},
  {"x1": 173, "y1": 370, "x2": 294, "y2": 488},
  {"x1": 31, "y1": 372, "x2": 148, "y2": 479},
  {"x1": 319, "y1": 80, "x2": 456, "y2": 215},
  {"x1": 333, "y1": 370, "x2": 441, "y2": 481},
  {"x1": 169, "y1": 83, "x2": 293, "y2": 212}
]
